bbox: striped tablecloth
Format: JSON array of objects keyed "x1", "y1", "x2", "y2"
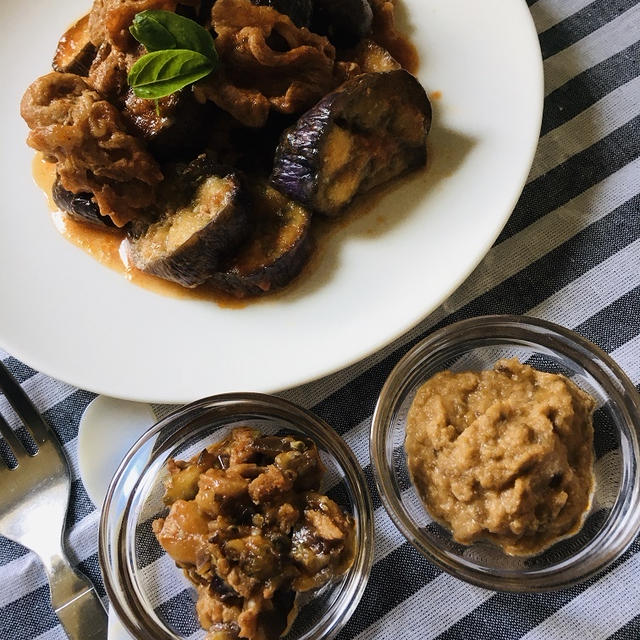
[{"x1": 2, "y1": 0, "x2": 640, "y2": 638}]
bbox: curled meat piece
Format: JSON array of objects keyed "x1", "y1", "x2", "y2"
[
  {"x1": 87, "y1": 42, "x2": 140, "y2": 102},
  {"x1": 195, "y1": 0, "x2": 335, "y2": 127},
  {"x1": 21, "y1": 73, "x2": 162, "y2": 227},
  {"x1": 88, "y1": 0, "x2": 178, "y2": 49},
  {"x1": 369, "y1": 0, "x2": 417, "y2": 71}
]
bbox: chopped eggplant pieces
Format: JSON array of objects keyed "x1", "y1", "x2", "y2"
[
  {"x1": 52, "y1": 174, "x2": 115, "y2": 229},
  {"x1": 127, "y1": 157, "x2": 250, "y2": 287},
  {"x1": 250, "y1": 0, "x2": 313, "y2": 28},
  {"x1": 311, "y1": 0, "x2": 373, "y2": 47},
  {"x1": 211, "y1": 184, "x2": 312, "y2": 297},
  {"x1": 271, "y1": 70, "x2": 431, "y2": 217},
  {"x1": 153, "y1": 427, "x2": 355, "y2": 640},
  {"x1": 52, "y1": 14, "x2": 97, "y2": 76}
]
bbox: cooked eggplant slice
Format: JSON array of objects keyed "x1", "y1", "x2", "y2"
[
  {"x1": 127, "y1": 158, "x2": 250, "y2": 288},
  {"x1": 123, "y1": 89, "x2": 211, "y2": 161},
  {"x1": 52, "y1": 174, "x2": 116, "y2": 229},
  {"x1": 311, "y1": 0, "x2": 373, "y2": 48},
  {"x1": 210, "y1": 184, "x2": 312, "y2": 297},
  {"x1": 271, "y1": 70, "x2": 431, "y2": 217},
  {"x1": 250, "y1": 0, "x2": 313, "y2": 28},
  {"x1": 52, "y1": 14, "x2": 97, "y2": 76}
]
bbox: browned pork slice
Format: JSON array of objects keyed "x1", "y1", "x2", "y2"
[
  {"x1": 87, "y1": 0, "x2": 179, "y2": 49},
  {"x1": 194, "y1": 0, "x2": 336, "y2": 128},
  {"x1": 21, "y1": 72, "x2": 163, "y2": 227}
]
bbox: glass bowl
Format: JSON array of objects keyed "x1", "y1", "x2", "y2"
[
  {"x1": 100, "y1": 394, "x2": 373, "y2": 640},
  {"x1": 371, "y1": 315, "x2": 640, "y2": 591}
]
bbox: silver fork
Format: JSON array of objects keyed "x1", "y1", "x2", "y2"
[{"x1": 0, "y1": 361, "x2": 108, "y2": 639}]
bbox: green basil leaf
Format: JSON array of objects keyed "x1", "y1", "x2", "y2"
[
  {"x1": 128, "y1": 49, "x2": 215, "y2": 100},
  {"x1": 129, "y1": 10, "x2": 217, "y2": 63},
  {"x1": 130, "y1": 12, "x2": 178, "y2": 51}
]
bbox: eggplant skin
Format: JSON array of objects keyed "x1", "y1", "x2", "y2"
[
  {"x1": 271, "y1": 70, "x2": 432, "y2": 217},
  {"x1": 311, "y1": 0, "x2": 373, "y2": 48},
  {"x1": 250, "y1": 0, "x2": 313, "y2": 28},
  {"x1": 52, "y1": 14, "x2": 96, "y2": 76},
  {"x1": 210, "y1": 183, "x2": 312, "y2": 297},
  {"x1": 52, "y1": 174, "x2": 116, "y2": 229},
  {"x1": 127, "y1": 157, "x2": 250, "y2": 288}
]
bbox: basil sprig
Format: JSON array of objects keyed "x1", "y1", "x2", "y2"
[{"x1": 127, "y1": 10, "x2": 218, "y2": 100}]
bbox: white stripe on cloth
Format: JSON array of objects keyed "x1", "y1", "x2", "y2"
[
  {"x1": 0, "y1": 553, "x2": 47, "y2": 608},
  {"x1": 521, "y1": 553, "x2": 640, "y2": 639},
  {"x1": 282, "y1": 157, "x2": 640, "y2": 411},
  {"x1": 139, "y1": 554, "x2": 193, "y2": 609},
  {"x1": 528, "y1": 239, "x2": 640, "y2": 329},
  {"x1": 544, "y1": 4, "x2": 640, "y2": 95},
  {"x1": 32, "y1": 627, "x2": 68, "y2": 640},
  {"x1": 528, "y1": 75, "x2": 640, "y2": 182},
  {"x1": 610, "y1": 333, "x2": 640, "y2": 385},
  {"x1": 531, "y1": 0, "x2": 597, "y2": 35},
  {"x1": 355, "y1": 573, "x2": 493, "y2": 640}
]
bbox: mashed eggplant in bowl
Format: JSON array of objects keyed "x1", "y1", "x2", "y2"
[{"x1": 21, "y1": 0, "x2": 431, "y2": 299}]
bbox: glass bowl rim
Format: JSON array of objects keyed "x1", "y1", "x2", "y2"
[
  {"x1": 99, "y1": 392, "x2": 374, "y2": 640},
  {"x1": 370, "y1": 314, "x2": 640, "y2": 592}
]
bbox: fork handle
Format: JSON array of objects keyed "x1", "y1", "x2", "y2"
[{"x1": 48, "y1": 557, "x2": 109, "y2": 640}]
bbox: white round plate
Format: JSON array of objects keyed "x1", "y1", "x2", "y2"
[{"x1": 0, "y1": 0, "x2": 543, "y2": 404}]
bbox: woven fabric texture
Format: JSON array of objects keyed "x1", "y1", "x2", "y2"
[{"x1": 1, "y1": 0, "x2": 640, "y2": 638}]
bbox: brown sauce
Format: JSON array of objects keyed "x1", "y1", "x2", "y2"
[{"x1": 33, "y1": 154, "x2": 248, "y2": 309}]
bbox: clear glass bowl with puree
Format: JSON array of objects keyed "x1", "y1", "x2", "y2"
[{"x1": 371, "y1": 315, "x2": 640, "y2": 592}]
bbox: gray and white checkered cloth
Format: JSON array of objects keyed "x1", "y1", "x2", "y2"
[{"x1": 2, "y1": 0, "x2": 640, "y2": 638}]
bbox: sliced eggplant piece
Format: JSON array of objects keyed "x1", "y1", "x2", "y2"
[
  {"x1": 250, "y1": 0, "x2": 313, "y2": 28},
  {"x1": 127, "y1": 157, "x2": 250, "y2": 288},
  {"x1": 52, "y1": 14, "x2": 97, "y2": 76},
  {"x1": 123, "y1": 89, "x2": 211, "y2": 161},
  {"x1": 210, "y1": 184, "x2": 312, "y2": 297},
  {"x1": 51, "y1": 174, "x2": 116, "y2": 229},
  {"x1": 271, "y1": 70, "x2": 431, "y2": 217},
  {"x1": 311, "y1": 0, "x2": 373, "y2": 48}
]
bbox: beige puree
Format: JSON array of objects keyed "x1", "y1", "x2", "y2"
[{"x1": 405, "y1": 358, "x2": 596, "y2": 556}]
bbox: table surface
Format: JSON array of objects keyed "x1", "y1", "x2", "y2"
[{"x1": 2, "y1": 0, "x2": 640, "y2": 638}]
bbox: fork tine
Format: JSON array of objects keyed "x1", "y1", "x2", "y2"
[
  {"x1": 0, "y1": 361, "x2": 49, "y2": 445},
  {"x1": 0, "y1": 411, "x2": 26, "y2": 461}
]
